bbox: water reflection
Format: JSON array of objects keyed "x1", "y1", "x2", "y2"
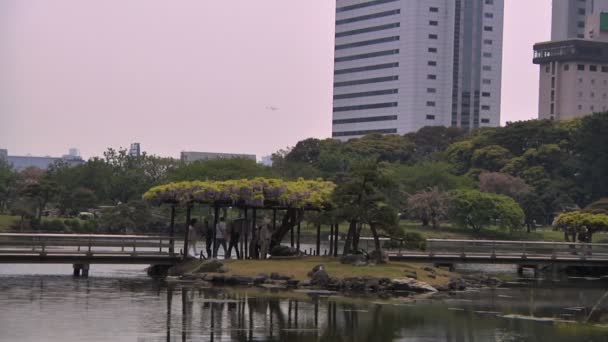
[
  {"x1": 0, "y1": 274, "x2": 607, "y2": 341},
  {"x1": 165, "y1": 284, "x2": 608, "y2": 342}
]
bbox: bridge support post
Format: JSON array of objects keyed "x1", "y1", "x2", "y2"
[{"x1": 72, "y1": 263, "x2": 90, "y2": 277}]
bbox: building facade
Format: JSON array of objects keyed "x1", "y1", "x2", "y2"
[
  {"x1": 551, "y1": 0, "x2": 608, "y2": 40},
  {"x1": 4, "y1": 149, "x2": 85, "y2": 171},
  {"x1": 129, "y1": 143, "x2": 141, "y2": 157},
  {"x1": 535, "y1": 7, "x2": 608, "y2": 120},
  {"x1": 180, "y1": 151, "x2": 256, "y2": 163},
  {"x1": 332, "y1": 0, "x2": 504, "y2": 140}
]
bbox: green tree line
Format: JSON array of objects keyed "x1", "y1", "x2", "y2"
[{"x1": 1, "y1": 113, "x2": 607, "y2": 250}]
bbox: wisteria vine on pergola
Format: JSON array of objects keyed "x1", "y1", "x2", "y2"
[{"x1": 143, "y1": 178, "x2": 336, "y2": 209}]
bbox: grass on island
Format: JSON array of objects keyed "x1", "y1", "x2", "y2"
[
  {"x1": 221, "y1": 257, "x2": 453, "y2": 288},
  {"x1": 0, "y1": 215, "x2": 19, "y2": 232}
]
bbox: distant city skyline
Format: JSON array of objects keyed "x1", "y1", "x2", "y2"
[{"x1": 0, "y1": 0, "x2": 552, "y2": 160}]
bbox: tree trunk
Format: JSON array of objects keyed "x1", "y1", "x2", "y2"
[
  {"x1": 421, "y1": 217, "x2": 429, "y2": 227},
  {"x1": 369, "y1": 224, "x2": 384, "y2": 264},
  {"x1": 342, "y1": 221, "x2": 357, "y2": 255},
  {"x1": 269, "y1": 209, "x2": 297, "y2": 251},
  {"x1": 352, "y1": 223, "x2": 362, "y2": 251}
]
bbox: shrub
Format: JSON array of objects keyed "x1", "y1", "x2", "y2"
[{"x1": 382, "y1": 232, "x2": 426, "y2": 251}]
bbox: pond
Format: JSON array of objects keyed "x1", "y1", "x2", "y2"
[{"x1": 0, "y1": 264, "x2": 607, "y2": 341}]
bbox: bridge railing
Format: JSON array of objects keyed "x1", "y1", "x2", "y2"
[
  {"x1": 424, "y1": 239, "x2": 608, "y2": 260},
  {"x1": 0, "y1": 233, "x2": 175, "y2": 256}
]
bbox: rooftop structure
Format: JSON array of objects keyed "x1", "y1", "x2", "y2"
[{"x1": 180, "y1": 151, "x2": 256, "y2": 163}]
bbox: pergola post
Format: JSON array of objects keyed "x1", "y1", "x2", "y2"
[
  {"x1": 316, "y1": 223, "x2": 321, "y2": 256},
  {"x1": 251, "y1": 208, "x2": 258, "y2": 259},
  {"x1": 183, "y1": 205, "x2": 192, "y2": 259},
  {"x1": 169, "y1": 205, "x2": 175, "y2": 255},
  {"x1": 333, "y1": 224, "x2": 339, "y2": 257},
  {"x1": 329, "y1": 224, "x2": 334, "y2": 256},
  {"x1": 242, "y1": 208, "x2": 248, "y2": 260},
  {"x1": 212, "y1": 205, "x2": 219, "y2": 258},
  {"x1": 290, "y1": 213, "x2": 295, "y2": 248},
  {"x1": 296, "y1": 210, "x2": 301, "y2": 252}
]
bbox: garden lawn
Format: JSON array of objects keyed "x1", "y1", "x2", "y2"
[{"x1": 0, "y1": 215, "x2": 19, "y2": 232}]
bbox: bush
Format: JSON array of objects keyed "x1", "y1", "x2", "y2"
[
  {"x1": 64, "y1": 219, "x2": 82, "y2": 232},
  {"x1": 38, "y1": 219, "x2": 67, "y2": 232},
  {"x1": 382, "y1": 232, "x2": 426, "y2": 251}
]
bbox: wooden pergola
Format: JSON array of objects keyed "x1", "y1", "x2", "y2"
[{"x1": 143, "y1": 178, "x2": 337, "y2": 260}]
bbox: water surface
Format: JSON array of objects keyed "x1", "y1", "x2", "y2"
[{"x1": 0, "y1": 264, "x2": 607, "y2": 341}]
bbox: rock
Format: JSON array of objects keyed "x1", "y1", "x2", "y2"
[
  {"x1": 260, "y1": 283, "x2": 288, "y2": 290},
  {"x1": 404, "y1": 270, "x2": 418, "y2": 279},
  {"x1": 253, "y1": 276, "x2": 267, "y2": 285},
  {"x1": 270, "y1": 245, "x2": 300, "y2": 257},
  {"x1": 391, "y1": 277, "x2": 438, "y2": 293},
  {"x1": 270, "y1": 273, "x2": 292, "y2": 281},
  {"x1": 195, "y1": 259, "x2": 225, "y2": 273},
  {"x1": 310, "y1": 269, "x2": 331, "y2": 287},
  {"x1": 147, "y1": 265, "x2": 171, "y2": 277},
  {"x1": 423, "y1": 267, "x2": 436, "y2": 274},
  {"x1": 287, "y1": 279, "x2": 300, "y2": 287},
  {"x1": 224, "y1": 276, "x2": 253, "y2": 285},
  {"x1": 368, "y1": 250, "x2": 389, "y2": 263},
  {"x1": 308, "y1": 264, "x2": 325, "y2": 277},
  {"x1": 444, "y1": 278, "x2": 467, "y2": 291},
  {"x1": 340, "y1": 254, "x2": 368, "y2": 266}
]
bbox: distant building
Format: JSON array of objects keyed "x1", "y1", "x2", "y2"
[
  {"x1": 332, "y1": 0, "x2": 505, "y2": 140},
  {"x1": 5, "y1": 149, "x2": 85, "y2": 171},
  {"x1": 534, "y1": 8, "x2": 608, "y2": 120},
  {"x1": 0, "y1": 149, "x2": 7, "y2": 161},
  {"x1": 260, "y1": 155, "x2": 273, "y2": 166},
  {"x1": 180, "y1": 151, "x2": 256, "y2": 163},
  {"x1": 62, "y1": 148, "x2": 81, "y2": 160},
  {"x1": 551, "y1": 0, "x2": 608, "y2": 40},
  {"x1": 129, "y1": 143, "x2": 141, "y2": 157}
]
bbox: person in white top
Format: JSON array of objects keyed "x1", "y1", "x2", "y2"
[
  {"x1": 187, "y1": 218, "x2": 199, "y2": 257},
  {"x1": 259, "y1": 219, "x2": 272, "y2": 260},
  {"x1": 214, "y1": 217, "x2": 228, "y2": 258}
]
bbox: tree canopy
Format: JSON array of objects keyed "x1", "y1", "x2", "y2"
[{"x1": 143, "y1": 178, "x2": 335, "y2": 209}]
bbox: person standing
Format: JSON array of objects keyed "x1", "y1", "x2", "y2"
[
  {"x1": 227, "y1": 219, "x2": 242, "y2": 259},
  {"x1": 259, "y1": 220, "x2": 272, "y2": 260},
  {"x1": 187, "y1": 218, "x2": 199, "y2": 257},
  {"x1": 204, "y1": 218, "x2": 213, "y2": 258},
  {"x1": 214, "y1": 217, "x2": 228, "y2": 258}
]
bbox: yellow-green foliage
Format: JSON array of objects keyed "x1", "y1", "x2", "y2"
[
  {"x1": 554, "y1": 211, "x2": 608, "y2": 234},
  {"x1": 143, "y1": 178, "x2": 335, "y2": 208}
]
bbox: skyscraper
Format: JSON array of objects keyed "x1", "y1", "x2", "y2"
[
  {"x1": 551, "y1": 0, "x2": 608, "y2": 40},
  {"x1": 332, "y1": 0, "x2": 504, "y2": 140}
]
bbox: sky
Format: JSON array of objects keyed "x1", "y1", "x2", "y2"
[{"x1": 0, "y1": 0, "x2": 552, "y2": 160}]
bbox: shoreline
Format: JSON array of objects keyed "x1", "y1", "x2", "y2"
[{"x1": 157, "y1": 257, "x2": 503, "y2": 298}]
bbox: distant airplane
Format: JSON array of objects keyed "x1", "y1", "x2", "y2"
[{"x1": 265, "y1": 106, "x2": 279, "y2": 111}]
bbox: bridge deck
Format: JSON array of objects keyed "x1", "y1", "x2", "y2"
[
  {"x1": 387, "y1": 239, "x2": 608, "y2": 267},
  {"x1": 0, "y1": 233, "x2": 179, "y2": 265}
]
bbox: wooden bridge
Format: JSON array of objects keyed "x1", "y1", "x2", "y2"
[
  {"x1": 0, "y1": 233, "x2": 180, "y2": 275},
  {"x1": 387, "y1": 239, "x2": 608, "y2": 270}
]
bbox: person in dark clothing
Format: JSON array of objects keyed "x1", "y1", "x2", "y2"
[
  {"x1": 203, "y1": 218, "x2": 213, "y2": 259},
  {"x1": 227, "y1": 219, "x2": 243, "y2": 259}
]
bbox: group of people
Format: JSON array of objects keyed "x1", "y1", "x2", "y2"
[{"x1": 186, "y1": 217, "x2": 274, "y2": 259}]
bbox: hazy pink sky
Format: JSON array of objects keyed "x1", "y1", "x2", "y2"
[{"x1": 0, "y1": 1, "x2": 551, "y2": 160}]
